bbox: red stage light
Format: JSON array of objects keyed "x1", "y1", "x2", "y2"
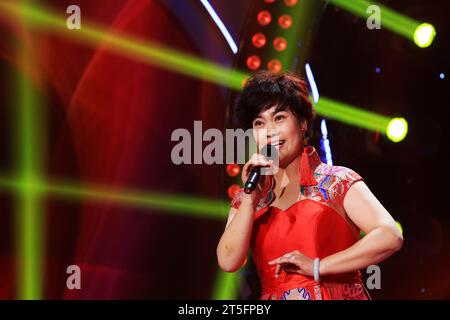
[
  {"x1": 264, "y1": 0, "x2": 276, "y2": 3},
  {"x1": 273, "y1": 37, "x2": 287, "y2": 51},
  {"x1": 278, "y1": 14, "x2": 293, "y2": 29},
  {"x1": 252, "y1": 33, "x2": 267, "y2": 48},
  {"x1": 227, "y1": 184, "x2": 242, "y2": 199},
  {"x1": 247, "y1": 55, "x2": 261, "y2": 70},
  {"x1": 284, "y1": 0, "x2": 298, "y2": 6},
  {"x1": 257, "y1": 11, "x2": 272, "y2": 26},
  {"x1": 226, "y1": 164, "x2": 241, "y2": 177},
  {"x1": 267, "y1": 59, "x2": 282, "y2": 73}
]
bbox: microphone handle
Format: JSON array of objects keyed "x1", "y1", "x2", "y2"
[{"x1": 244, "y1": 166, "x2": 261, "y2": 194}]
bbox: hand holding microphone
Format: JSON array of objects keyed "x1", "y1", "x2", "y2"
[{"x1": 241, "y1": 144, "x2": 278, "y2": 198}]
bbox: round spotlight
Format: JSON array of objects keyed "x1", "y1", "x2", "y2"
[
  {"x1": 387, "y1": 117, "x2": 408, "y2": 143},
  {"x1": 273, "y1": 37, "x2": 287, "y2": 51},
  {"x1": 267, "y1": 59, "x2": 282, "y2": 73},
  {"x1": 264, "y1": 0, "x2": 276, "y2": 3},
  {"x1": 284, "y1": 0, "x2": 298, "y2": 7},
  {"x1": 413, "y1": 23, "x2": 436, "y2": 48},
  {"x1": 278, "y1": 14, "x2": 293, "y2": 29},
  {"x1": 226, "y1": 164, "x2": 241, "y2": 177},
  {"x1": 246, "y1": 55, "x2": 261, "y2": 70},
  {"x1": 227, "y1": 184, "x2": 242, "y2": 199},
  {"x1": 257, "y1": 11, "x2": 272, "y2": 26},
  {"x1": 252, "y1": 33, "x2": 267, "y2": 48}
]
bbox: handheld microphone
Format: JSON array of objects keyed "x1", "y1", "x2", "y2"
[
  {"x1": 244, "y1": 143, "x2": 278, "y2": 194},
  {"x1": 244, "y1": 166, "x2": 261, "y2": 194}
]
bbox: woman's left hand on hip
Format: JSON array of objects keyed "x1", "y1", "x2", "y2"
[{"x1": 268, "y1": 250, "x2": 314, "y2": 278}]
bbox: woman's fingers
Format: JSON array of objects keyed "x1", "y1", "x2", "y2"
[
  {"x1": 241, "y1": 154, "x2": 273, "y2": 183},
  {"x1": 273, "y1": 260, "x2": 299, "y2": 278},
  {"x1": 269, "y1": 256, "x2": 295, "y2": 265},
  {"x1": 275, "y1": 263, "x2": 281, "y2": 278},
  {"x1": 269, "y1": 252, "x2": 297, "y2": 264},
  {"x1": 269, "y1": 251, "x2": 305, "y2": 278},
  {"x1": 268, "y1": 251, "x2": 314, "y2": 278},
  {"x1": 274, "y1": 261, "x2": 297, "y2": 278},
  {"x1": 247, "y1": 156, "x2": 272, "y2": 173},
  {"x1": 270, "y1": 256, "x2": 294, "y2": 278},
  {"x1": 281, "y1": 263, "x2": 301, "y2": 275}
]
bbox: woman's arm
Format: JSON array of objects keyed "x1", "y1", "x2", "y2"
[
  {"x1": 217, "y1": 152, "x2": 272, "y2": 273},
  {"x1": 319, "y1": 181, "x2": 404, "y2": 276},
  {"x1": 216, "y1": 194, "x2": 257, "y2": 272}
]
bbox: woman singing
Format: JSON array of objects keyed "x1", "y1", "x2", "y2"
[{"x1": 216, "y1": 71, "x2": 403, "y2": 300}]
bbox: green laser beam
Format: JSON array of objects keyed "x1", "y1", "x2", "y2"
[
  {"x1": 0, "y1": 0, "x2": 405, "y2": 137},
  {"x1": 0, "y1": 176, "x2": 230, "y2": 220},
  {"x1": 315, "y1": 96, "x2": 392, "y2": 133},
  {"x1": 212, "y1": 270, "x2": 241, "y2": 300},
  {"x1": 13, "y1": 14, "x2": 45, "y2": 299},
  {"x1": 0, "y1": 1, "x2": 247, "y2": 90},
  {"x1": 327, "y1": 0, "x2": 434, "y2": 44}
]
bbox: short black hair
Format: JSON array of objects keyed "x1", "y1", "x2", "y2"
[{"x1": 234, "y1": 71, "x2": 315, "y2": 137}]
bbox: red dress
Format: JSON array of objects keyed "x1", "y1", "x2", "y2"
[{"x1": 231, "y1": 146, "x2": 371, "y2": 300}]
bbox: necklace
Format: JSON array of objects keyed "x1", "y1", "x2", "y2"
[{"x1": 267, "y1": 176, "x2": 288, "y2": 204}]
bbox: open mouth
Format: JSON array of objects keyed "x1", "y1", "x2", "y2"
[{"x1": 273, "y1": 140, "x2": 285, "y2": 149}]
